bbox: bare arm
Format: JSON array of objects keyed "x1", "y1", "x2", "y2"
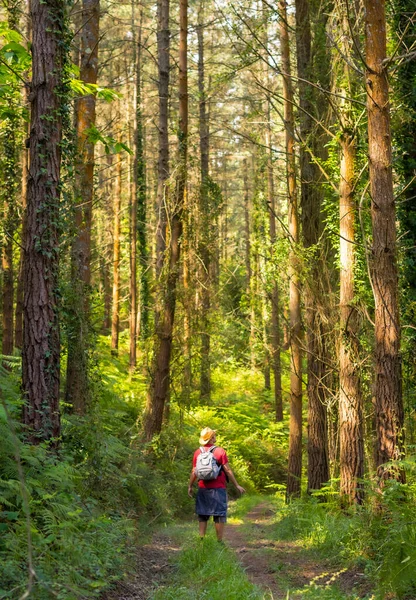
[
  {"x1": 188, "y1": 469, "x2": 197, "y2": 498},
  {"x1": 223, "y1": 463, "x2": 245, "y2": 495}
]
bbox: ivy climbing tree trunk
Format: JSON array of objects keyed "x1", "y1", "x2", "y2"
[
  {"x1": 365, "y1": 0, "x2": 405, "y2": 481},
  {"x1": 2, "y1": 0, "x2": 20, "y2": 359},
  {"x1": 279, "y1": 0, "x2": 302, "y2": 500},
  {"x1": 22, "y1": 0, "x2": 65, "y2": 443},
  {"x1": 2, "y1": 113, "x2": 18, "y2": 359},
  {"x1": 294, "y1": 0, "x2": 331, "y2": 493},
  {"x1": 144, "y1": 0, "x2": 187, "y2": 440},
  {"x1": 65, "y1": 0, "x2": 100, "y2": 413},
  {"x1": 130, "y1": 3, "x2": 149, "y2": 370}
]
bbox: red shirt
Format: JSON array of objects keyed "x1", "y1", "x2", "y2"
[{"x1": 193, "y1": 445, "x2": 228, "y2": 489}]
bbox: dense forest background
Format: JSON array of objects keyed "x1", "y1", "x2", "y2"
[{"x1": 0, "y1": 0, "x2": 416, "y2": 598}]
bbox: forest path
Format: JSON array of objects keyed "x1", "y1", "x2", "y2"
[
  {"x1": 226, "y1": 501, "x2": 369, "y2": 599},
  {"x1": 102, "y1": 501, "x2": 370, "y2": 599},
  {"x1": 101, "y1": 534, "x2": 180, "y2": 600}
]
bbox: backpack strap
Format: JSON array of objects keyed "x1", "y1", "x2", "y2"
[{"x1": 200, "y1": 445, "x2": 217, "y2": 453}]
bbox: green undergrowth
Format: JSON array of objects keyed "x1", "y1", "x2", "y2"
[
  {"x1": 270, "y1": 486, "x2": 416, "y2": 600},
  {"x1": 0, "y1": 340, "x2": 288, "y2": 599}
]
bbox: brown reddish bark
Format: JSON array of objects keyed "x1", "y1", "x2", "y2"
[
  {"x1": 182, "y1": 193, "x2": 191, "y2": 405},
  {"x1": 336, "y1": 1, "x2": 364, "y2": 504},
  {"x1": 22, "y1": 0, "x2": 64, "y2": 443},
  {"x1": 280, "y1": 0, "x2": 302, "y2": 500},
  {"x1": 365, "y1": 0, "x2": 404, "y2": 480},
  {"x1": 144, "y1": 0, "x2": 187, "y2": 440},
  {"x1": 339, "y1": 132, "x2": 364, "y2": 503},
  {"x1": 65, "y1": 0, "x2": 100, "y2": 413},
  {"x1": 111, "y1": 157, "x2": 122, "y2": 355}
]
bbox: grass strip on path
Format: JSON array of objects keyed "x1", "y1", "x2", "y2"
[{"x1": 149, "y1": 496, "x2": 269, "y2": 600}]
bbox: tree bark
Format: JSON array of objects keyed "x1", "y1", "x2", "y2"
[
  {"x1": 22, "y1": 0, "x2": 65, "y2": 443},
  {"x1": 130, "y1": 4, "x2": 148, "y2": 369},
  {"x1": 111, "y1": 157, "x2": 122, "y2": 355},
  {"x1": 294, "y1": 0, "x2": 331, "y2": 493},
  {"x1": 198, "y1": 6, "x2": 211, "y2": 402},
  {"x1": 279, "y1": 0, "x2": 302, "y2": 500},
  {"x1": 144, "y1": 0, "x2": 187, "y2": 440},
  {"x1": 2, "y1": 123, "x2": 18, "y2": 358},
  {"x1": 102, "y1": 153, "x2": 113, "y2": 332},
  {"x1": 365, "y1": 0, "x2": 404, "y2": 481},
  {"x1": 265, "y1": 102, "x2": 283, "y2": 421},
  {"x1": 2, "y1": 1, "x2": 20, "y2": 358},
  {"x1": 336, "y1": 1, "x2": 364, "y2": 504},
  {"x1": 155, "y1": 0, "x2": 170, "y2": 279},
  {"x1": 65, "y1": 0, "x2": 100, "y2": 413},
  {"x1": 15, "y1": 71, "x2": 30, "y2": 351},
  {"x1": 339, "y1": 132, "x2": 364, "y2": 503}
]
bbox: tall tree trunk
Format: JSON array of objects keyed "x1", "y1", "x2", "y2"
[
  {"x1": 103, "y1": 153, "x2": 113, "y2": 332},
  {"x1": 265, "y1": 101, "x2": 283, "y2": 421},
  {"x1": 198, "y1": 5, "x2": 211, "y2": 402},
  {"x1": 22, "y1": 0, "x2": 65, "y2": 443},
  {"x1": 2, "y1": 124, "x2": 18, "y2": 358},
  {"x1": 337, "y1": 1, "x2": 364, "y2": 504},
  {"x1": 130, "y1": 5, "x2": 148, "y2": 369},
  {"x1": 144, "y1": 0, "x2": 187, "y2": 440},
  {"x1": 111, "y1": 157, "x2": 122, "y2": 355},
  {"x1": 243, "y1": 160, "x2": 257, "y2": 370},
  {"x1": 390, "y1": 1, "x2": 416, "y2": 447},
  {"x1": 65, "y1": 0, "x2": 100, "y2": 413},
  {"x1": 280, "y1": 0, "x2": 302, "y2": 500},
  {"x1": 15, "y1": 52, "x2": 30, "y2": 351},
  {"x1": 339, "y1": 132, "x2": 364, "y2": 502},
  {"x1": 155, "y1": 0, "x2": 170, "y2": 279},
  {"x1": 365, "y1": 0, "x2": 404, "y2": 481},
  {"x1": 294, "y1": 0, "x2": 330, "y2": 492},
  {"x1": 2, "y1": 1, "x2": 20, "y2": 358},
  {"x1": 182, "y1": 191, "x2": 192, "y2": 405}
]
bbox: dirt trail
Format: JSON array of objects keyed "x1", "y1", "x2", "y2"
[
  {"x1": 226, "y1": 502, "x2": 369, "y2": 599},
  {"x1": 102, "y1": 502, "x2": 370, "y2": 599},
  {"x1": 101, "y1": 534, "x2": 180, "y2": 600}
]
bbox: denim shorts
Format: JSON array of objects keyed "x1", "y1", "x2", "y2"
[{"x1": 195, "y1": 487, "x2": 227, "y2": 520}]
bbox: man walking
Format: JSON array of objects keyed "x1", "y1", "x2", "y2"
[{"x1": 188, "y1": 427, "x2": 245, "y2": 542}]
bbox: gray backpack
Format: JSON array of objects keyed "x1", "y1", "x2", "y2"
[{"x1": 194, "y1": 446, "x2": 221, "y2": 480}]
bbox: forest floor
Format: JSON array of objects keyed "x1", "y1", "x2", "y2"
[{"x1": 102, "y1": 500, "x2": 373, "y2": 600}]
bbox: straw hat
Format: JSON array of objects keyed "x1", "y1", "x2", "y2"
[{"x1": 199, "y1": 427, "x2": 216, "y2": 446}]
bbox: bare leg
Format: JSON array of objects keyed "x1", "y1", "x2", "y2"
[
  {"x1": 214, "y1": 522, "x2": 225, "y2": 541},
  {"x1": 199, "y1": 521, "x2": 208, "y2": 538}
]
